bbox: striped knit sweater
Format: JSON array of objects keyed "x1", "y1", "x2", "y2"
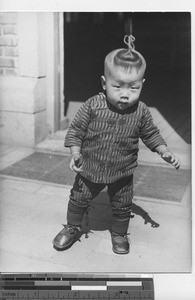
[{"x1": 65, "y1": 93, "x2": 166, "y2": 183}]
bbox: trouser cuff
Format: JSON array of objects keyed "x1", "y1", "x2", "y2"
[{"x1": 111, "y1": 217, "x2": 130, "y2": 234}]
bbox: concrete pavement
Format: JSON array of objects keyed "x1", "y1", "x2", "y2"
[{"x1": 0, "y1": 143, "x2": 191, "y2": 273}]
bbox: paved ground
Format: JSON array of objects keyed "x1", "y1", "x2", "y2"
[{"x1": 0, "y1": 143, "x2": 192, "y2": 273}]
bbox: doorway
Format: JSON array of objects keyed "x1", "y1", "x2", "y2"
[
  {"x1": 63, "y1": 12, "x2": 128, "y2": 115},
  {"x1": 63, "y1": 12, "x2": 191, "y2": 143}
]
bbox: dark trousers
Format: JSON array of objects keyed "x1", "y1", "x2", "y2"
[{"x1": 67, "y1": 174, "x2": 133, "y2": 234}]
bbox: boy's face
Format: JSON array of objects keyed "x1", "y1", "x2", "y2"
[{"x1": 101, "y1": 67, "x2": 145, "y2": 111}]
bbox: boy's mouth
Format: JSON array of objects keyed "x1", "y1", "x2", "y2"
[{"x1": 118, "y1": 102, "x2": 129, "y2": 109}]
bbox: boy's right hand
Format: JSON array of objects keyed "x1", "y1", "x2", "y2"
[{"x1": 69, "y1": 153, "x2": 83, "y2": 173}]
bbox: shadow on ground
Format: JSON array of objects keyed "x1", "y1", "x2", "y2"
[{"x1": 81, "y1": 191, "x2": 160, "y2": 233}]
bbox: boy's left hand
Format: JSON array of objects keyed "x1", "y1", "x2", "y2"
[{"x1": 161, "y1": 151, "x2": 180, "y2": 169}]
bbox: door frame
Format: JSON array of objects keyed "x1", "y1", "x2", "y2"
[{"x1": 45, "y1": 12, "x2": 67, "y2": 135}]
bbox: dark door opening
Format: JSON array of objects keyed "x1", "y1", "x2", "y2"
[
  {"x1": 63, "y1": 13, "x2": 128, "y2": 113},
  {"x1": 63, "y1": 12, "x2": 191, "y2": 143}
]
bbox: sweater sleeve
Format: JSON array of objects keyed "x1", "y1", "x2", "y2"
[
  {"x1": 139, "y1": 103, "x2": 167, "y2": 151},
  {"x1": 64, "y1": 99, "x2": 91, "y2": 148}
]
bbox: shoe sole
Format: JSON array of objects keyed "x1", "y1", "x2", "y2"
[
  {"x1": 53, "y1": 232, "x2": 82, "y2": 251},
  {"x1": 112, "y1": 247, "x2": 130, "y2": 255}
]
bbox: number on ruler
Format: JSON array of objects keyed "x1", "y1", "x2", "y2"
[
  {"x1": 68, "y1": 291, "x2": 79, "y2": 299},
  {"x1": 119, "y1": 290, "x2": 130, "y2": 299},
  {"x1": 106, "y1": 291, "x2": 119, "y2": 299}
]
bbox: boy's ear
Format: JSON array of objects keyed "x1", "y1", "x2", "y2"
[{"x1": 101, "y1": 75, "x2": 106, "y2": 90}]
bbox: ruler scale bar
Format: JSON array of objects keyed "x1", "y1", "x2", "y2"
[
  {"x1": 70, "y1": 281, "x2": 106, "y2": 286},
  {"x1": 107, "y1": 286, "x2": 143, "y2": 290},
  {"x1": 1, "y1": 273, "x2": 154, "y2": 299},
  {"x1": 34, "y1": 281, "x2": 71, "y2": 286},
  {"x1": 1, "y1": 273, "x2": 152, "y2": 279},
  {"x1": 71, "y1": 286, "x2": 107, "y2": 290},
  {"x1": 1, "y1": 290, "x2": 155, "y2": 299},
  {"x1": 107, "y1": 281, "x2": 142, "y2": 286}
]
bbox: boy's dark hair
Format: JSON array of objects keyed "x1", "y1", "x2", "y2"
[
  {"x1": 113, "y1": 49, "x2": 143, "y2": 72},
  {"x1": 104, "y1": 48, "x2": 146, "y2": 77}
]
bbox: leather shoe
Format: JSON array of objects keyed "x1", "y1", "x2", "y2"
[
  {"x1": 111, "y1": 232, "x2": 130, "y2": 254},
  {"x1": 53, "y1": 224, "x2": 82, "y2": 251}
]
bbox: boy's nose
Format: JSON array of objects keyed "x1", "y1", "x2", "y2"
[
  {"x1": 120, "y1": 89, "x2": 129, "y2": 99},
  {"x1": 120, "y1": 95, "x2": 129, "y2": 101}
]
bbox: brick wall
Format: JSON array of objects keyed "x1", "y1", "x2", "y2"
[{"x1": 0, "y1": 12, "x2": 19, "y2": 76}]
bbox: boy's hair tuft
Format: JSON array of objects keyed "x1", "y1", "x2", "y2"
[{"x1": 113, "y1": 49, "x2": 143, "y2": 72}]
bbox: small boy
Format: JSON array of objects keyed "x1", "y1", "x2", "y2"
[{"x1": 53, "y1": 34, "x2": 180, "y2": 254}]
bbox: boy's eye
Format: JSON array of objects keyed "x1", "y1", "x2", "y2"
[
  {"x1": 114, "y1": 85, "x2": 120, "y2": 89},
  {"x1": 130, "y1": 86, "x2": 139, "y2": 90}
]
